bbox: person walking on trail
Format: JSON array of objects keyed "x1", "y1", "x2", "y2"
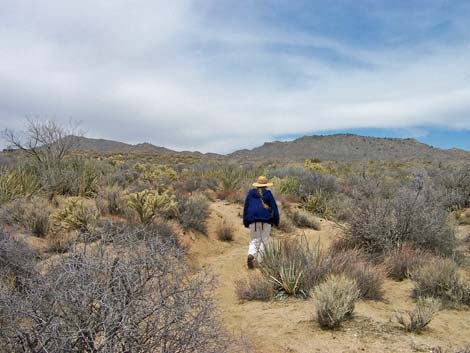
[{"x1": 243, "y1": 176, "x2": 280, "y2": 269}]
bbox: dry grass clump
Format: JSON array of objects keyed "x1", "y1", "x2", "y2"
[
  {"x1": 384, "y1": 243, "x2": 429, "y2": 280},
  {"x1": 313, "y1": 274, "x2": 360, "y2": 329},
  {"x1": 411, "y1": 257, "x2": 470, "y2": 306},
  {"x1": 325, "y1": 249, "x2": 385, "y2": 300},
  {"x1": 217, "y1": 222, "x2": 235, "y2": 242},
  {"x1": 432, "y1": 346, "x2": 470, "y2": 353},
  {"x1": 396, "y1": 297, "x2": 441, "y2": 333},
  {"x1": 234, "y1": 272, "x2": 273, "y2": 301}
]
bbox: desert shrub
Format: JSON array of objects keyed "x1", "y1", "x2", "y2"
[
  {"x1": 313, "y1": 274, "x2": 360, "y2": 329},
  {"x1": 289, "y1": 208, "x2": 321, "y2": 230},
  {"x1": 276, "y1": 205, "x2": 295, "y2": 233},
  {"x1": 95, "y1": 186, "x2": 127, "y2": 216},
  {"x1": 55, "y1": 197, "x2": 99, "y2": 233},
  {"x1": 234, "y1": 272, "x2": 273, "y2": 301},
  {"x1": 271, "y1": 176, "x2": 300, "y2": 197},
  {"x1": 411, "y1": 257, "x2": 469, "y2": 306},
  {"x1": 0, "y1": 233, "x2": 37, "y2": 291},
  {"x1": 0, "y1": 197, "x2": 51, "y2": 237},
  {"x1": 37, "y1": 158, "x2": 104, "y2": 197},
  {"x1": 0, "y1": 228, "x2": 228, "y2": 352},
  {"x1": 324, "y1": 250, "x2": 384, "y2": 300},
  {"x1": 45, "y1": 231, "x2": 74, "y2": 253},
  {"x1": 0, "y1": 165, "x2": 39, "y2": 204},
  {"x1": 302, "y1": 191, "x2": 331, "y2": 218},
  {"x1": 217, "y1": 222, "x2": 234, "y2": 241},
  {"x1": 396, "y1": 296, "x2": 441, "y2": 333},
  {"x1": 384, "y1": 243, "x2": 429, "y2": 280},
  {"x1": 432, "y1": 347, "x2": 470, "y2": 353},
  {"x1": 142, "y1": 164, "x2": 177, "y2": 188},
  {"x1": 435, "y1": 164, "x2": 470, "y2": 209},
  {"x1": 23, "y1": 198, "x2": 51, "y2": 237},
  {"x1": 345, "y1": 184, "x2": 456, "y2": 257},
  {"x1": 260, "y1": 237, "x2": 325, "y2": 298},
  {"x1": 176, "y1": 193, "x2": 210, "y2": 234},
  {"x1": 128, "y1": 189, "x2": 177, "y2": 224}
]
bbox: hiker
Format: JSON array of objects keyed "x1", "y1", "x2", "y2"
[{"x1": 243, "y1": 176, "x2": 279, "y2": 269}]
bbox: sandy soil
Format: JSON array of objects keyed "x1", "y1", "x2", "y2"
[{"x1": 186, "y1": 201, "x2": 470, "y2": 353}]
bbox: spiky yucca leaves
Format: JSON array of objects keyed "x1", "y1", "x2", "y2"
[
  {"x1": 396, "y1": 297, "x2": 441, "y2": 332},
  {"x1": 0, "y1": 166, "x2": 39, "y2": 204},
  {"x1": 128, "y1": 189, "x2": 177, "y2": 224},
  {"x1": 314, "y1": 274, "x2": 360, "y2": 329},
  {"x1": 55, "y1": 197, "x2": 99, "y2": 233},
  {"x1": 260, "y1": 237, "x2": 325, "y2": 298}
]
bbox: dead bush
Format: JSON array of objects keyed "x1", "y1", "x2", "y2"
[
  {"x1": 396, "y1": 296, "x2": 441, "y2": 333},
  {"x1": 314, "y1": 274, "x2": 360, "y2": 329},
  {"x1": 95, "y1": 186, "x2": 127, "y2": 216},
  {"x1": 0, "y1": 228, "x2": 229, "y2": 352},
  {"x1": 234, "y1": 272, "x2": 273, "y2": 301}
]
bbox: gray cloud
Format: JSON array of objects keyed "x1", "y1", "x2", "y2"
[{"x1": 1, "y1": 0, "x2": 470, "y2": 153}]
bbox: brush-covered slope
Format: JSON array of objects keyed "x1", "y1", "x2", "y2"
[{"x1": 230, "y1": 134, "x2": 470, "y2": 161}]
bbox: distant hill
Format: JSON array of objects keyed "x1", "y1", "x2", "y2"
[{"x1": 229, "y1": 134, "x2": 470, "y2": 162}]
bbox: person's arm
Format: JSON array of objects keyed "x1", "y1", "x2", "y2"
[
  {"x1": 243, "y1": 191, "x2": 250, "y2": 228},
  {"x1": 268, "y1": 191, "x2": 280, "y2": 226}
]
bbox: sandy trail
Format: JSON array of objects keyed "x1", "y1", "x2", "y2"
[{"x1": 187, "y1": 201, "x2": 470, "y2": 353}]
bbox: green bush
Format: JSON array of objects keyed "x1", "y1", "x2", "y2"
[{"x1": 314, "y1": 274, "x2": 360, "y2": 329}]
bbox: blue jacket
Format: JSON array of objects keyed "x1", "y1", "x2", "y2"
[{"x1": 243, "y1": 188, "x2": 280, "y2": 228}]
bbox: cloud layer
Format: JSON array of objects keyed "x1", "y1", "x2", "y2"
[{"x1": 1, "y1": 0, "x2": 470, "y2": 152}]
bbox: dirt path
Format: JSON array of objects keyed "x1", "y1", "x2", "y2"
[{"x1": 187, "y1": 201, "x2": 470, "y2": 353}]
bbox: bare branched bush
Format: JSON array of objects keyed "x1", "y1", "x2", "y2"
[
  {"x1": 0, "y1": 233, "x2": 37, "y2": 291},
  {"x1": 217, "y1": 222, "x2": 235, "y2": 241},
  {"x1": 396, "y1": 297, "x2": 441, "y2": 333},
  {"x1": 314, "y1": 274, "x2": 360, "y2": 329},
  {"x1": 0, "y1": 228, "x2": 229, "y2": 352},
  {"x1": 2, "y1": 118, "x2": 82, "y2": 168},
  {"x1": 176, "y1": 193, "x2": 210, "y2": 234},
  {"x1": 346, "y1": 183, "x2": 456, "y2": 257},
  {"x1": 234, "y1": 272, "x2": 273, "y2": 301}
]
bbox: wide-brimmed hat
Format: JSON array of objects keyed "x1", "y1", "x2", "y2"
[{"x1": 253, "y1": 175, "x2": 273, "y2": 187}]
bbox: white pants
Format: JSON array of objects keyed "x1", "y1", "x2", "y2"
[{"x1": 248, "y1": 222, "x2": 272, "y2": 263}]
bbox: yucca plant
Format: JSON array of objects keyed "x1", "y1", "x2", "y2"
[
  {"x1": 128, "y1": 189, "x2": 177, "y2": 224},
  {"x1": 0, "y1": 166, "x2": 39, "y2": 204}
]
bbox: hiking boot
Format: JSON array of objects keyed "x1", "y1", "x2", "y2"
[{"x1": 247, "y1": 254, "x2": 255, "y2": 269}]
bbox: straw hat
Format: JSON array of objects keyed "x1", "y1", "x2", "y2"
[{"x1": 253, "y1": 175, "x2": 273, "y2": 187}]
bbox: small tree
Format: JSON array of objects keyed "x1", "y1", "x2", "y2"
[{"x1": 2, "y1": 118, "x2": 82, "y2": 168}]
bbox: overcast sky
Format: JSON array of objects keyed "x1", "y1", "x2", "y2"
[{"x1": 1, "y1": 0, "x2": 470, "y2": 153}]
